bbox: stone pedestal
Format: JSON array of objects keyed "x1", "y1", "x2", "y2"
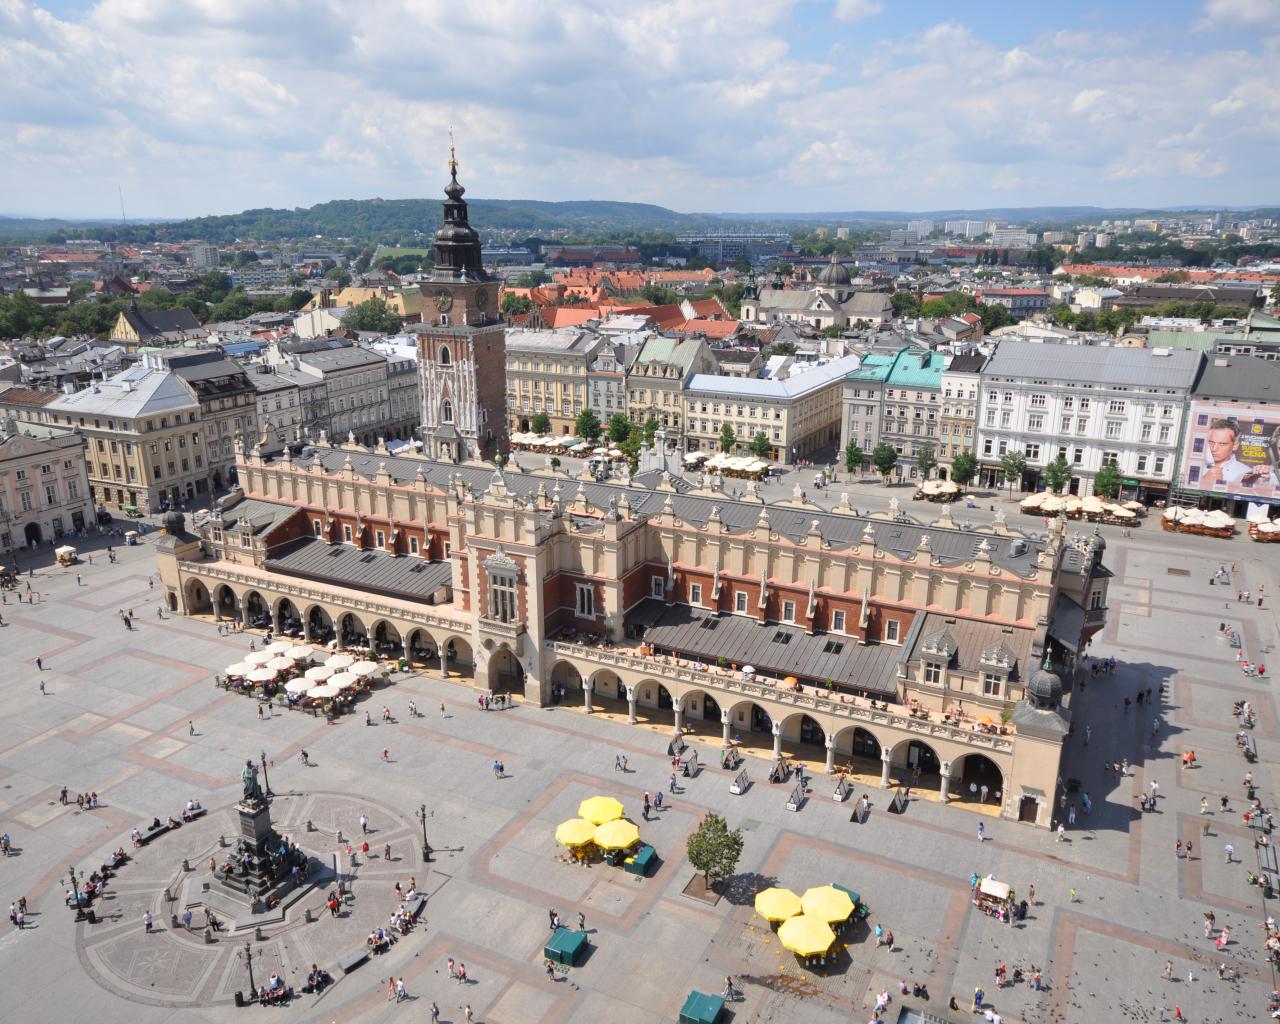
[{"x1": 237, "y1": 801, "x2": 275, "y2": 858}]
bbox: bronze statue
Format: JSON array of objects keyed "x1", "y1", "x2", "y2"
[{"x1": 241, "y1": 760, "x2": 264, "y2": 804}]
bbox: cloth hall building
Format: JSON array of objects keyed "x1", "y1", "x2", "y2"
[{"x1": 157, "y1": 430, "x2": 1109, "y2": 829}]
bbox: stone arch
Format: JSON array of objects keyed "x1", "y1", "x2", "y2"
[
  {"x1": 677, "y1": 688, "x2": 722, "y2": 722},
  {"x1": 888, "y1": 736, "x2": 942, "y2": 788},
  {"x1": 243, "y1": 590, "x2": 269, "y2": 627},
  {"x1": 549, "y1": 660, "x2": 583, "y2": 704},
  {"x1": 486, "y1": 643, "x2": 523, "y2": 693},
  {"x1": 443, "y1": 635, "x2": 475, "y2": 680},
  {"x1": 274, "y1": 597, "x2": 301, "y2": 636},
  {"x1": 406, "y1": 628, "x2": 439, "y2": 668},
  {"x1": 726, "y1": 699, "x2": 774, "y2": 735},
  {"x1": 779, "y1": 711, "x2": 826, "y2": 749},
  {"x1": 371, "y1": 620, "x2": 403, "y2": 658},
  {"x1": 184, "y1": 577, "x2": 211, "y2": 615},
  {"x1": 213, "y1": 583, "x2": 239, "y2": 620},
  {"x1": 587, "y1": 668, "x2": 622, "y2": 702},
  {"x1": 338, "y1": 611, "x2": 368, "y2": 648},
  {"x1": 832, "y1": 724, "x2": 884, "y2": 761},
  {"x1": 305, "y1": 604, "x2": 334, "y2": 644},
  {"x1": 953, "y1": 752, "x2": 1004, "y2": 808},
  {"x1": 634, "y1": 679, "x2": 673, "y2": 711}
]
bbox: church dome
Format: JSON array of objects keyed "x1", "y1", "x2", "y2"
[
  {"x1": 816, "y1": 253, "x2": 850, "y2": 287},
  {"x1": 1026, "y1": 652, "x2": 1062, "y2": 709}
]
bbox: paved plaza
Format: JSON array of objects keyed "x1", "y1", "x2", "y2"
[{"x1": 1, "y1": 514, "x2": 1280, "y2": 1024}]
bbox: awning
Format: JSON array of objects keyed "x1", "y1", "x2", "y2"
[{"x1": 978, "y1": 878, "x2": 1011, "y2": 901}]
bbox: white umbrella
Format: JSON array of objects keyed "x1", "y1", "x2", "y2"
[
  {"x1": 245, "y1": 651, "x2": 274, "y2": 667},
  {"x1": 247, "y1": 667, "x2": 276, "y2": 683},
  {"x1": 265, "y1": 656, "x2": 294, "y2": 672},
  {"x1": 225, "y1": 662, "x2": 252, "y2": 677},
  {"x1": 266, "y1": 640, "x2": 293, "y2": 655},
  {"x1": 286, "y1": 646, "x2": 314, "y2": 662},
  {"x1": 285, "y1": 678, "x2": 312, "y2": 694},
  {"x1": 350, "y1": 660, "x2": 379, "y2": 677},
  {"x1": 326, "y1": 653, "x2": 355, "y2": 670},
  {"x1": 308, "y1": 684, "x2": 340, "y2": 699},
  {"x1": 305, "y1": 664, "x2": 336, "y2": 682},
  {"x1": 1021, "y1": 493, "x2": 1045, "y2": 509},
  {"x1": 329, "y1": 671, "x2": 360, "y2": 689}
]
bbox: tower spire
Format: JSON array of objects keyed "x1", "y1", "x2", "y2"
[{"x1": 448, "y1": 126, "x2": 457, "y2": 177}]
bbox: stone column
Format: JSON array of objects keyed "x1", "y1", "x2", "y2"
[
  {"x1": 880, "y1": 748, "x2": 893, "y2": 787},
  {"x1": 772, "y1": 721, "x2": 783, "y2": 760},
  {"x1": 939, "y1": 761, "x2": 953, "y2": 802},
  {"x1": 673, "y1": 703, "x2": 684, "y2": 737},
  {"x1": 582, "y1": 678, "x2": 594, "y2": 714},
  {"x1": 721, "y1": 710, "x2": 732, "y2": 748},
  {"x1": 626, "y1": 685, "x2": 638, "y2": 725},
  {"x1": 825, "y1": 737, "x2": 837, "y2": 774},
  {"x1": 440, "y1": 648, "x2": 449, "y2": 678}
]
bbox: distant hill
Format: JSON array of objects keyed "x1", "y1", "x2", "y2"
[
  {"x1": 0, "y1": 198, "x2": 711, "y2": 244},
  {"x1": 718, "y1": 205, "x2": 1280, "y2": 227}
]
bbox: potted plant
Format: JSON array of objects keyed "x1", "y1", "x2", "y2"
[{"x1": 717, "y1": 655, "x2": 728, "y2": 669}]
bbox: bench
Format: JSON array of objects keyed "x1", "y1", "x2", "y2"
[
  {"x1": 136, "y1": 823, "x2": 171, "y2": 847},
  {"x1": 679, "y1": 991, "x2": 725, "y2": 1024},
  {"x1": 623, "y1": 844, "x2": 656, "y2": 876},
  {"x1": 337, "y1": 949, "x2": 369, "y2": 974},
  {"x1": 404, "y1": 895, "x2": 426, "y2": 922},
  {"x1": 180, "y1": 807, "x2": 207, "y2": 824},
  {"x1": 1243, "y1": 735, "x2": 1258, "y2": 763}
]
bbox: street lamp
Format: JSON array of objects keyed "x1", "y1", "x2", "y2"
[
  {"x1": 238, "y1": 941, "x2": 257, "y2": 996},
  {"x1": 259, "y1": 751, "x2": 272, "y2": 798},
  {"x1": 417, "y1": 803, "x2": 434, "y2": 862},
  {"x1": 65, "y1": 864, "x2": 87, "y2": 921}
]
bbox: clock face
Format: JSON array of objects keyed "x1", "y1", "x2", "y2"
[{"x1": 433, "y1": 289, "x2": 453, "y2": 312}]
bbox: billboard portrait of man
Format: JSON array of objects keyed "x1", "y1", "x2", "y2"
[{"x1": 1199, "y1": 419, "x2": 1256, "y2": 489}]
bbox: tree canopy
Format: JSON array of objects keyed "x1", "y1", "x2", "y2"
[
  {"x1": 1094, "y1": 460, "x2": 1123, "y2": 499},
  {"x1": 685, "y1": 812, "x2": 744, "y2": 887},
  {"x1": 575, "y1": 409, "x2": 602, "y2": 442},
  {"x1": 340, "y1": 297, "x2": 401, "y2": 334},
  {"x1": 871, "y1": 442, "x2": 898, "y2": 482},
  {"x1": 844, "y1": 441, "x2": 864, "y2": 475},
  {"x1": 950, "y1": 451, "x2": 977, "y2": 486}
]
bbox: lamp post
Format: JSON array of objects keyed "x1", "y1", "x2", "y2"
[
  {"x1": 65, "y1": 864, "x2": 87, "y2": 921},
  {"x1": 259, "y1": 751, "x2": 272, "y2": 798},
  {"x1": 416, "y1": 803, "x2": 433, "y2": 862},
  {"x1": 238, "y1": 941, "x2": 257, "y2": 996}
]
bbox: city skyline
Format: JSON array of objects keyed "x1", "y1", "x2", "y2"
[{"x1": 1, "y1": 0, "x2": 1277, "y2": 219}]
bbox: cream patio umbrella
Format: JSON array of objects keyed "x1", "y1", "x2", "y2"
[
  {"x1": 326, "y1": 653, "x2": 355, "y2": 670},
  {"x1": 245, "y1": 651, "x2": 274, "y2": 667},
  {"x1": 247, "y1": 667, "x2": 276, "y2": 683},
  {"x1": 284, "y1": 678, "x2": 312, "y2": 694},
  {"x1": 266, "y1": 640, "x2": 294, "y2": 655},
  {"x1": 328, "y1": 671, "x2": 361, "y2": 690},
  {"x1": 265, "y1": 657, "x2": 295, "y2": 673},
  {"x1": 305, "y1": 664, "x2": 336, "y2": 682},
  {"x1": 307, "y1": 684, "x2": 341, "y2": 699},
  {"x1": 225, "y1": 662, "x2": 252, "y2": 677},
  {"x1": 285, "y1": 646, "x2": 314, "y2": 662},
  {"x1": 350, "y1": 661, "x2": 379, "y2": 677}
]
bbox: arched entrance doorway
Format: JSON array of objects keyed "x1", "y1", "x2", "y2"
[
  {"x1": 24, "y1": 522, "x2": 41, "y2": 547},
  {"x1": 890, "y1": 738, "x2": 941, "y2": 791},
  {"x1": 677, "y1": 690, "x2": 721, "y2": 742},
  {"x1": 244, "y1": 591, "x2": 269, "y2": 628},
  {"x1": 550, "y1": 661, "x2": 583, "y2": 705},
  {"x1": 275, "y1": 598, "x2": 301, "y2": 637},
  {"x1": 306, "y1": 605, "x2": 334, "y2": 644},
  {"x1": 443, "y1": 636, "x2": 474, "y2": 680},
  {"x1": 372, "y1": 621, "x2": 403, "y2": 660},
  {"x1": 339, "y1": 612, "x2": 368, "y2": 649},
  {"x1": 185, "y1": 579, "x2": 211, "y2": 615},
  {"x1": 214, "y1": 584, "x2": 238, "y2": 622},
  {"x1": 487, "y1": 646, "x2": 523, "y2": 694},
  {"x1": 588, "y1": 669, "x2": 622, "y2": 703},
  {"x1": 407, "y1": 629, "x2": 438, "y2": 668},
  {"x1": 831, "y1": 725, "x2": 883, "y2": 779},
  {"x1": 954, "y1": 753, "x2": 1004, "y2": 808}
]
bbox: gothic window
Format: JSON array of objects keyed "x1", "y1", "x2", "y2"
[
  {"x1": 442, "y1": 399, "x2": 454, "y2": 423},
  {"x1": 439, "y1": 345, "x2": 452, "y2": 365},
  {"x1": 489, "y1": 573, "x2": 517, "y2": 623}
]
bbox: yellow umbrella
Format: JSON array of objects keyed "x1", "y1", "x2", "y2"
[
  {"x1": 754, "y1": 887, "x2": 802, "y2": 922},
  {"x1": 778, "y1": 914, "x2": 836, "y2": 957},
  {"x1": 800, "y1": 885, "x2": 855, "y2": 923},
  {"x1": 594, "y1": 818, "x2": 641, "y2": 850},
  {"x1": 578, "y1": 796, "x2": 624, "y2": 825},
  {"x1": 555, "y1": 818, "x2": 597, "y2": 847}
]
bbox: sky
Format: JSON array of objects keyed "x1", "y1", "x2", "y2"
[{"x1": 1, "y1": 0, "x2": 1277, "y2": 219}]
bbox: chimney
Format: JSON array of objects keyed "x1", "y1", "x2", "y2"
[{"x1": 62, "y1": 381, "x2": 76, "y2": 395}]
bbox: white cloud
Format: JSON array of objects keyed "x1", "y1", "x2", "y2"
[
  {"x1": 833, "y1": 0, "x2": 883, "y2": 22},
  {"x1": 1199, "y1": 0, "x2": 1279, "y2": 25},
  {"x1": 0, "y1": 0, "x2": 1275, "y2": 216}
]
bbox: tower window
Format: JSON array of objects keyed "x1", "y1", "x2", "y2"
[
  {"x1": 439, "y1": 345, "x2": 451, "y2": 365},
  {"x1": 442, "y1": 399, "x2": 453, "y2": 423}
]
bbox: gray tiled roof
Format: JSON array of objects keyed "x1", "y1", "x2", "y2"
[
  {"x1": 901, "y1": 611, "x2": 1032, "y2": 682},
  {"x1": 218, "y1": 497, "x2": 297, "y2": 536},
  {"x1": 264, "y1": 536, "x2": 453, "y2": 602},
  {"x1": 1191, "y1": 355, "x2": 1280, "y2": 403},
  {"x1": 288, "y1": 448, "x2": 1047, "y2": 576},
  {"x1": 983, "y1": 340, "x2": 1202, "y2": 389},
  {"x1": 629, "y1": 598, "x2": 900, "y2": 695}
]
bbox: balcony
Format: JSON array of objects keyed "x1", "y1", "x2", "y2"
[{"x1": 548, "y1": 639, "x2": 1013, "y2": 754}]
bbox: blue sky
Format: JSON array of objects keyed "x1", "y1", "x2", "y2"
[{"x1": 1, "y1": 0, "x2": 1275, "y2": 219}]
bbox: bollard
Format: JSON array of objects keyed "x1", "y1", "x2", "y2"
[
  {"x1": 219, "y1": 834, "x2": 227, "y2": 848},
  {"x1": 171, "y1": 913, "x2": 180, "y2": 929},
  {"x1": 306, "y1": 819, "x2": 314, "y2": 832},
  {"x1": 163, "y1": 887, "x2": 172, "y2": 902},
  {"x1": 336, "y1": 829, "x2": 343, "y2": 845},
  {"x1": 204, "y1": 926, "x2": 213, "y2": 944},
  {"x1": 202, "y1": 881, "x2": 210, "y2": 892},
  {"x1": 304, "y1": 907, "x2": 313, "y2": 923},
  {"x1": 234, "y1": 992, "x2": 244, "y2": 1008},
  {"x1": 255, "y1": 925, "x2": 264, "y2": 942},
  {"x1": 182, "y1": 858, "x2": 191, "y2": 872}
]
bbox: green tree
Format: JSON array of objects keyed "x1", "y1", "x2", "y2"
[
  {"x1": 608, "y1": 413, "x2": 631, "y2": 444},
  {"x1": 844, "y1": 441, "x2": 864, "y2": 475},
  {"x1": 641, "y1": 284, "x2": 679, "y2": 306},
  {"x1": 515, "y1": 270, "x2": 550, "y2": 287},
  {"x1": 501, "y1": 293, "x2": 533, "y2": 316},
  {"x1": 767, "y1": 340, "x2": 797, "y2": 357},
  {"x1": 977, "y1": 301, "x2": 1014, "y2": 331},
  {"x1": 871, "y1": 442, "x2": 898, "y2": 484},
  {"x1": 890, "y1": 291, "x2": 921, "y2": 317},
  {"x1": 285, "y1": 289, "x2": 313, "y2": 311},
  {"x1": 618, "y1": 425, "x2": 643, "y2": 468},
  {"x1": 332, "y1": 269, "x2": 352, "y2": 288},
  {"x1": 748, "y1": 432, "x2": 772, "y2": 459},
  {"x1": 1000, "y1": 451, "x2": 1027, "y2": 496},
  {"x1": 820, "y1": 324, "x2": 844, "y2": 338},
  {"x1": 719, "y1": 423, "x2": 737, "y2": 453},
  {"x1": 914, "y1": 443, "x2": 936, "y2": 480},
  {"x1": 1043, "y1": 455, "x2": 1071, "y2": 494},
  {"x1": 685, "y1": 812, "x2": 744, "y2": 889},
  {"x1": 340, "y1": 297, "x2": 401, "y2": 333},
  {"x1": 643, "y1": 417, "x2": 660, "y2": 447},
  {"x1": 1094, "y1": 459, "x2": 1123, "y2": 499},
  {"x1": 950, "y1": 451, "x2": 977, "y2": 486},
  {"x1": 575, "y1": 409, "x2": 602, "y2": 442},
  {"x1": 207, "y1": 288, "x2": 253, "y2": 322},
  {"x1": 531, "y1": 412, "x2": 552, "y2": 435}
]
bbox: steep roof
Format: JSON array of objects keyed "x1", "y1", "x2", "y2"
[
  {"x1": 120, "y1": 303, "x2": 202, "y2": 338},
  {"x1": 45, "y1": 364, "x2": 198, "y2": 419}
]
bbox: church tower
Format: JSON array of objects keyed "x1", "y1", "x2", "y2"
[{"x1": 415, "y1": 144, "x2": 507, "y2": 463}]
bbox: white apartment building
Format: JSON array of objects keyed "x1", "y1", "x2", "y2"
[
  {"x1": 0, "y1": 421, "x2": 93, "y2": 552},
  {"x1": 975, "y1": 342, "x2": 1203, "y2": 500}
]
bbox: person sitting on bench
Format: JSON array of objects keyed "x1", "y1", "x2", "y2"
[
  {"x1": 303, "y1": 965, "x2": 331, "y2": 993},
  {"x1": 130, "y1": 828, "x2": 143, "y2": 847},
  {"x1": 150, "y1": 817, "x2": 162, "y2": 831}
]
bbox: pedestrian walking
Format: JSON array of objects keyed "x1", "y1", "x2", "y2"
[
  {"x1": 1084, "y1": 725, "x2": 1091, "y2": 746},
  {"x1": 143, "y1": 910, "x2": 153, "y2": 933},
  {"x1": 36, "y1": 657, "x2": 42, "y2": 671},
  {"x1": 430, "y1": 1002, "x2": 440, "y2": 1023},
  {"x1": 1162, "y1": 960, "x2": 1173, "y2": 980},
  {"x1": 257, "y1": 704, "x2": 264, "y2": 720},
  {"x1": 1070, "y1": 887, "x2": 1078, "y2": 903},
  {"x1": 1186, "y1": 841, "x2": 1193, "y2": 859},
  {"x1": 621, "y1": 755, "x2": 629, "y2": 772},
  {"x1": 1176, "y1": 839, "x2": 1182, "y2": 859},
  {"x1": 1200, "y1": 797, "x2": 1208, "y2": 814},
  {"x1": 1225, "y1": 843, "x2": 1234, "y2": 863},
  {"x1": 188, "y1": 720, "x2": 195, "y2": 736},
  {"x1": 977, "y1": 821, "x2": 985, "y2": 842},
  {"x1": 440, "y1": 703, "x2": 446, "y2": 719},
  {"x1": 360, "y1": 814, "x2": 369, "y2": 835},
  {"x1": 546, "y1": 959, "x2": 556, "y2": 981},
  {"x1": 643, "y1": 792, "x2": 651, "y2": 820},
  {"x1": 386, "y1": 977, "x2": 395, "y2": 1001},
  {"x1": 669, "y1": 772, "x2": 677, "y2": 794},
  {"x1": 384, "y1": 843, "x2": 391, "y2": 861},
  {"x1": 38, "y1": 680, "x2": 44, "y2": 695},
  {"x1": 493, "y1": 759, "x2": 502, "y2": 779},
  {"x1": 381, "y1": 748, "x2": 389, "y2": 762},
  {"x1": 1068, "y1": 805, "x2": 1077, "y2": 826},
  {"x1": 395, "y1": 977, "x2": 405, "y2": 1002},
  {"x1": 447, "y1": 957, "x2": 455, "y2": 979},
  {"x1": 614, "y1": 755, "x2": 622, "y2": 772},
  {"x1": 1056, "y1": 823, "x2": 1065, "y2": 842},
  {"x1": 578, "y1": 911, "x2": 585, "y2": 931},
  {"x1": 1027, "y1": 883, "x2": 1035, "y2": 904},
  {"x1": 456, "y1": 962, "x2": 467, "y2": 984},
  {"x1": 464, "y1": 1005, "x2": 473, "y2": 1023},
  {"x1": 980, "y1": 784, "x2": 989, "y2": 803}
]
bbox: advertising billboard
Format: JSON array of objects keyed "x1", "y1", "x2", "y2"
[{"x1": 1182, "y1": 402, "x2": 1280, "y2": 503}]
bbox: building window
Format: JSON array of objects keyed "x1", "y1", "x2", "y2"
[
  {"x1": 1107, "y1": 400, "x2": 1126, "y2": 415},
  {"x1": 20, "y1": 491, "x2": 33, "y2": 512},
  {"x1": 832, "y1": 609, "x2": 846, "y2": 633},
  {"x1": 982, "y1": 673, "x2": 1002, "y2": 697},
  {"x1": 734, "y1": 590, "x2": 748, "y2": 613},
  {"x1": 689, "y1": 583, "x2": 702, "y2": 605},
  {"x1": 923, "y1": 662, "x2": 941, "y2": 685},
  {"x1": 313, "y1": 520, "x2": 323, "y2": 537},
  {"x1": 885, "y1": 619, "x2": 900, "y2": 643},
  {"x1": 375, "y1": 530, "x2": 385, "y2": 548},
  {"x1": 575, "y1": 582, "x2": 595, "y2": 618},
  {"x1": 1027, "y1": 414, "x2": 1043, "y2": 432},
  {"x1": 649, "y1": 575, "x2": 666, "y2": 599},
  {"x1": 342, "y1": 524, "x2": 353, "y2": 543},
  {"x1": 1104, "y1": 420, "x2": 1123, "y2": 439},
  {"x1": 1136, "y1": 454, "x2": 1148, "y2": 473},
  {"x1": 781, "y1": 600, "x2": 796, "y2": 623},
  {"x1": 1024, "y1": 443, "x2": 1040, "y2": 461},
  {"x1": 439, "y1": 345, "x2": 451, "y2": 365},
  {"x1": 1090, "y1": 589, "x2": 1105, "y2": 610},
  {"x1": 488, "y1": 572, "x2": 518, "y2": 622},
  {"x1": 1153, "y1": 455, "x2": 1166, "y2": 475},
  {"x1": 409, "y1": 536, "x2": 419, "y2": 555},
  {"x1": 442, "y1": 399, "x2": 453, "y2": 423}
]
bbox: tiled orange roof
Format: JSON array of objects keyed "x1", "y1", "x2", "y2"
[
  {"x1": 541, "y1": 306, "x2": 599, "y2": 329},
  {"x1": 1060, "y1": 263, "x2": 1280, "y2": 284},
  {"x1": 669, "y1": 319, "x2": 740, "y2": 338}
]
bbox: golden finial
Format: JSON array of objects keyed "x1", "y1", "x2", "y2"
[{"x1": 448, "y1": 126, "x2": 457, "y2": 176}]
